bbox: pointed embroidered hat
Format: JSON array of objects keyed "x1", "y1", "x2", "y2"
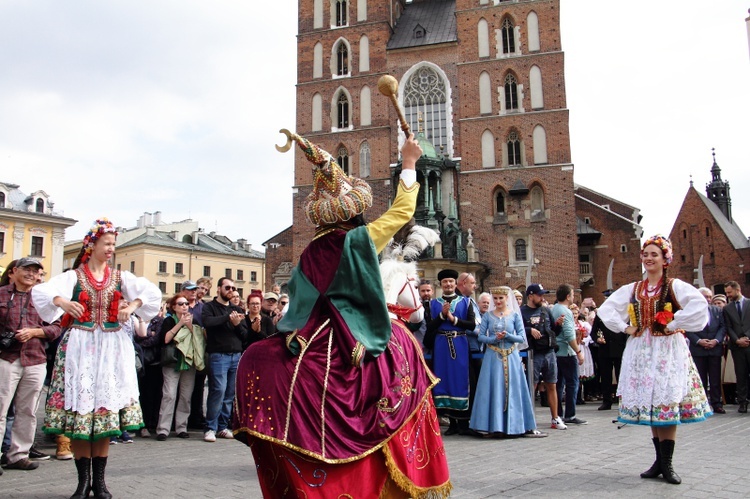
[{"x1": 280, "y1": 130, "x2": 372, "y2": 225}]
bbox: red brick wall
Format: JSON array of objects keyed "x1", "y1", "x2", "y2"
[{"x1": 669, "y1": 187, "x2": 750, "y2": 290}]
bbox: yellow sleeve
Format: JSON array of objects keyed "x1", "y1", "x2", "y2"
[{"x1": 366, "y1": 179, "x2": 419, "y2": 254}]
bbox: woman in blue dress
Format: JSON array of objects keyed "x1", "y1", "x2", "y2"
[{"x1": 470, "y1": 286, "x2": 543, "y2": 437}]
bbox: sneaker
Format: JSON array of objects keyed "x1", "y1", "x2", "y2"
[
  {"x1": 120, "y1": 431, "x2": 134, "y2": 443},
  {"x1": 5, "y1": 457, "x2": 39, "y2": 470},
  {"x1": 551, "y1": 416, "x2": 568, "y2": 430},
  {"x1": 109, "y1": 437, "x2": 119, "y2": 445},
  {"x1": 204, "y1": 430, "x2": 216, "y2": 442},
  {"x1": 139, "y1": 428, "x2": 151, "y2": 438},
  {"x1": 56, "y1": 437, "x2": 73, "y2": 461},
  {"x1": 216, "y1": 429, "x2": 234, "y2": 439},
  {"x1": 523, "y1": 429, "x2": 548, "y2": 438},
  {"x1": 29, "y1": 446, "x2": 51, "y2": 461},
  {"x1": 563, "y1": 417, "x2": 588, "y2": 425}
]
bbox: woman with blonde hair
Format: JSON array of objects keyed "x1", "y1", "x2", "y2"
[{"x1": 470, "y1": 286, "x2": 542, "y2": 437}]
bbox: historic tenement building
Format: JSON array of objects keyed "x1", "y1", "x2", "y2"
[
  {"x1": 669, "y1": 152, "x2": 750, "y2": 294},
  {"x1": 267, "y1": 0, "x2": 642, "y2": 299},
  {"x1": 0, "y1": 181, "x2": 76, "y2": 277}
]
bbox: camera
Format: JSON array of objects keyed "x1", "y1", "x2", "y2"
[{"x1": 0, "y1": 328, "x2": 16, "y2": 351}]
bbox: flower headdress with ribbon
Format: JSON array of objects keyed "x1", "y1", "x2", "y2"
[
  {"x1": 276, "y1": 129, "x2": 373, "y2": 226},
  {"x1": 80, "y1": 218, "x2": 118, "y2": 265}
]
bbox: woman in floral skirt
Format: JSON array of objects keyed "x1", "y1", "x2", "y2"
[
  {"x1": 33, "y1": 219, "x2": 161, "y2": 499},
  {"x1": 598, "y1": 234, "x2": 711, "y2": 485}
]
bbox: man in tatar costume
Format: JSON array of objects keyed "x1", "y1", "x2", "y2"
[{"x1": 233, "y1": 131, "x2": 451, "y2": 498}]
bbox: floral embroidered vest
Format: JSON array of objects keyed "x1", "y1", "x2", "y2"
[
  {"x1": 629, "y1": 278, "x2": 682, "y2": 336},
  {"x1": 69, "y1": 266, "x2": 123, "y2": 332}
]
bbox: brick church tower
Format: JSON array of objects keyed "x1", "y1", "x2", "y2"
[{"x1": 277, "y1": 0, "x2": 633, "y2": 294}]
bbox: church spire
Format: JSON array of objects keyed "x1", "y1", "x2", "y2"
[{"x1": 705, "y1": 148, "x2": 732, "y2": 221}]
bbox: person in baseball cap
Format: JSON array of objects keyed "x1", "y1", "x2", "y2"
[
  {"x1": 15, "y1": 257, "x2": 44, "y2": 270},
  {"x1": 181, "y1": 280, "x2": 198, "y2": 291},
  {"x1": 526, "y1": 284, "x2": 551, "y2": 296}
]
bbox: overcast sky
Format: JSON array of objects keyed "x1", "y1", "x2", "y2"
[{"x1": 1, "y1": 1, "x2": 748, "y2": 253}]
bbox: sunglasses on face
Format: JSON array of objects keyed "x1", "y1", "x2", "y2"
[
  {"x1": 175, "y1": 302, "x2": 189, "y2": 306},
  {"x1": 223, "y1": 285, "x2": 237, "y2": 291}
]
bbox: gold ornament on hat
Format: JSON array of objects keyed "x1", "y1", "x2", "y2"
[{"x1": 276, "y1": 129, "x2": 373, "y2": 226}]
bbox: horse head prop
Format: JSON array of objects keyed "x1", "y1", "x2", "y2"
[{"x1": 380, "y1": 224, "x2": 440, "y2": 325}]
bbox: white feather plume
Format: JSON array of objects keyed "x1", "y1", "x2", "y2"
[{"x1": 383, "y1": 225, "x2": 441, "y2": 261}]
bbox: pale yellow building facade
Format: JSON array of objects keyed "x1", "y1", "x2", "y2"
[
  {"x1": 0, "y1": 182, "x2": 77, "y2": 276},
  {"x1": 63, "y1": 212, "x2": 265, "y2": 298}
]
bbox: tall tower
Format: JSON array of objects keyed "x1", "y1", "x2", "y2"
[
  {"x1": 705, "y1": 149, "x2": 732, "y2": 221},
  {"x1": 292, "y1": 0, "x2": 579, "y2": 290}
]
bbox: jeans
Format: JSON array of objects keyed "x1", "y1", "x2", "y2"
[
  {"x1": 204, "y1": 352, "x2": 240, "y2": 433},
  {"x1": 556, "y1": 356, "x2": 579, "y2": 420},
  {"x1": 2, "y1": 403, "x2": 14, "y2": 453}
]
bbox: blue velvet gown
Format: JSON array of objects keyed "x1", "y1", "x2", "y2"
[{"x1": 469, "y1": 311, "x2": 537, "y2": 435}]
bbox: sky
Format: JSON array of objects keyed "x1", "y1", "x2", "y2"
[{"x1": 1, "y1": 1, "x2": 749, "y2": 252}]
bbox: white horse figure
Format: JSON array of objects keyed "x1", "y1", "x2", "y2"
[
  {"x1": 380, "y1": 225, "x2": 440, "y2": 325},
  {"x1": 380, "y1": 258, "x2": 424, "y2": 324}
]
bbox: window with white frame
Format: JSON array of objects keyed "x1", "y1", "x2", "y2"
[
  {"x1": 334, "y1": 0, "x2": 348, "y2": 27},
  {"x1": 336, "y1": 41, "x2": 349, "y2": 76},
  {"x1": 515, "y1": 239, "x2": 527, "y2": 261},
  {"x1": 31, "y1": 236, "x2": 43, "y2": 257}
]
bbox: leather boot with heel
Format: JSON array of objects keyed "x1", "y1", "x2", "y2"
[
  {"x1": 640, "y1": 437, "x2": 662, "y2": 479},
  {"x1": 659, "y1": 439, "x2": 681, "y2": 484},
  {"x1": 70, "y1": 457, "x2": 92, "y2": 499},
  {"x1": 92, "y1": 456, "x2": 113, "y2": 499}
]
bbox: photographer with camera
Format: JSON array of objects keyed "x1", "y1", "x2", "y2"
[{"x1": 0, "y1": 258, "x2": 61, "y2": 472}]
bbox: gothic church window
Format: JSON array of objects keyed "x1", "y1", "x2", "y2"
[
  {"x1": 501, "y1": 18, "x2": 515, "y2": 54},
  {"x1": 335, "y1": 0, "x2": 348, "y2": 27},
  {"x1": 495, "y1": 191, "x2": 506, "y2": 214},
  {"x1": 507, "y1": 131, "x2": 521, "y2": 166},
  {"x1": 504, "y1": 73, "x2": 518, "y2": 111},
  {"x1": 403, "y1": 66, "x2": 448, "y2": 152},
  {"x1": 337, "y1": 146, "x2": 349, "y2": 174},
  {"x1": 337, "y1": 92, "x2": 350, "y2": 128},
  {"x1": 336, "y1": 42, "x2": 349, "y2": 76}
]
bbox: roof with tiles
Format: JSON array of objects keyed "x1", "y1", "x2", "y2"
[
  {"x1": 117, "y1": 230, "x2": 265, "y2": 259},
  {"x1": 387, "y1": 0, "x2": 457, "y2": 50}
]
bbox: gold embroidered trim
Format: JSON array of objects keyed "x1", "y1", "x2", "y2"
[
  {"x1": 320, "y1": 328, "x2": 334, "y2": 457},
  {"x1": 284, "y1": 318, "x2": 330, "y2": 441},
  {"x1": 351, "y1": 342, "x2": 365, "y2": 367},
  {"x1": 382, "y1": 445, "x2": 453, "y2": 499}
]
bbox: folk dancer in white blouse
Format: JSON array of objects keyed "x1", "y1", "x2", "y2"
[
  {"x1": 33, "y1": 219, "x2": 161, "y2": 499},
  {"x1": 598, "y1": 234, "x2": 711, "y2": 485}
]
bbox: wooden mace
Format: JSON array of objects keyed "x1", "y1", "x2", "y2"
[{"x1": 377, "y1": 75, "x2": 411, "y2": 138}]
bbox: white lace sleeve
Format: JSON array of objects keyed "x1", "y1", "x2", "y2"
[
  {"x1": 31, "y1": 270, "x2": 78, "y2": 323},
  {"x1": 597, "y1": 283, "x2": 636, "y2": 334},
  {"x1": 120, "y1": 271, "x2": 162, "y2": 322},
  {"x1": 669, "y1": 279, "x2": 708, "y2": 332}
]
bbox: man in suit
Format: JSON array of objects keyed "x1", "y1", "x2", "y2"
[
  {"x1": 724, "y1": 280, "x2": 750, "y2": 413},
  {"x1": 688, "y1": 288, "x2": 726, "y2": 414}
]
